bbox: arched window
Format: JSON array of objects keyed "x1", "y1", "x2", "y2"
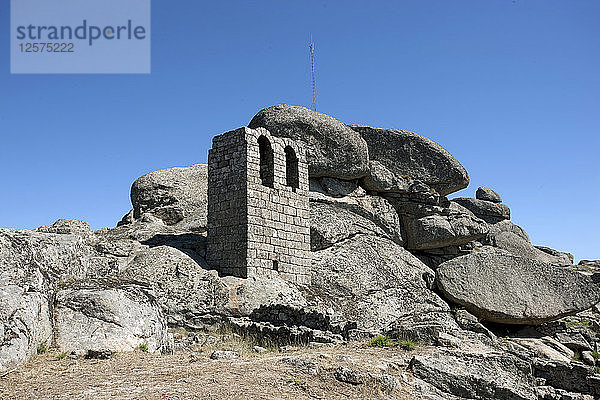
[
  {"x1": 258, "y1": 135, "x2": 274, "y2": 187},
  {"x1": 285, "y1": 146, "x2": 299, "y2": 191}
]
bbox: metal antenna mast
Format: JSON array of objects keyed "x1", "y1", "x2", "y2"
[{"x1": 309, "y1": 35, "x2": 316, "y2": 111}]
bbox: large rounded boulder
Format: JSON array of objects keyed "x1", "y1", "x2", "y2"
[
  {"x1": 55, "y1": 280, "x2": 172, "y2": 354},
  {"x1": 349, "y1": 125, "x2": 469, "y2": 196},
  {"x1": 436, "y1": 248, "x2": 600, "y2": 324},
  {"x1": 307, "y1": 234, "x2": 449, "y2": 333},
  {"x1": 452, "y1": 198, "x2": 510, "y2": 223},
  {"x1": 248, "y1": 104, "x2": 369, "y2": 179},
  {"x1": 130, "y1": 164, "x2": 208, "y2": 230},
  {"x1": 119, "y1": 246, "x2": 229, "y2": 327}
]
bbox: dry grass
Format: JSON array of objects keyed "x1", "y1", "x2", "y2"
[{"x1": 0, "y1": 334, "x2": 426, "y2": 400}]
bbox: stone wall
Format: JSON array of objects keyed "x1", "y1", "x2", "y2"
[{"x1": 207, "y1": 127, "x2": 311, "y2": 284}]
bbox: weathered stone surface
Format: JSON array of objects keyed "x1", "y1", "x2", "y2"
[
  {"x1": 210, "y1": 350, "x2": 239, "y2": 360},
  {"x1": 220, "y1": 274, "x2": 308, "y2": 318},
  {"x1": 117, "y1": 209, "x2": 134, "y2": 227},
  {"x1": 131, "y1": 164, "x2": 208, "y2": 229},
  {"x1": 55, "y1": 280, "x2": 171, "y2": 354},
  {"x1": 0, "y1": 228, "x2": 95, "y2": 290},
  {"x1": 533, "y1": 358, "x2": 600, "y2": 395},
  {"x1": 487, "y1": 219, "x2": 530, "y2": 242},
  {"x1": 97, "y1": 213, "x2": 199, "y2": 255},
  {"x1": 310, "y1": 202, "x2": 388, "y2": 251},
  {"x1": 4, "y1": 104, "x2": 600, "y2": 399},
  {"x1": 350, "y1": 125, "x2": 469, "y2": 196},
  {"x1": 476, "y1": 186, "x2": 502, "y2": 203},
  {"x1": 436, "y1": 249, "x2": 600, "y2": 324},
  {"x1": 281, "y1": 356, "x2": 319, "y2": 375},
  {"x1": 315, "y1": 177, "x2": 358, "y2": 198},
  {"x1": 554, "y1": 332, "x2": 592, "y2": 352},
  {"x1": 410, "y1": 349, "x2": 536, "y2": 400},
  {"x1": 535, "y1": 246, "x2": 574, "y2": 265},
  {"x1": 485, "y1": 231, "x2": 572, "y2": 266},
  {"x1": 582, "y1": 351, "x2": 595, "y2": 365},
  {"x1": 249, "y1": 104, "x2": 369, "y2": 179},
  {"x1": 0, "y1": 286, "x2": 52, "y2": 374},
  {"x1": 0, "y1": 227, "x2": 115, "y2": 373},
  {"x1": 452, "y1": 198, "x2": 510, "y2": 223},
  {"x1": 119, "y1": 246, "x2": 228, "y2": 327},
  {"x1": 310, "y1": 182, "x2": 403, "y2": 248},
  {"x1": 579, "y1": 260, "x2": 600, "y2": 270},
  {"x1": 35, "y1": 219, "x2": 91, "y2": 235},
  {"x1": 121, "y1": 244, "x2": 309, "y2": 329},
  {"x1": 360, "y1": 160, "x2": 414, "y2": 193},
  {"x1": 402, "y1": 209, "x2": 488, "y2": 250},
  {"x1": 306, "y1": 234, "x2": 448, "y2": 333},
  {"x1": 454, "y1": 309, "x2": 496, "y2": 340},
  {"x1": 511, "y1": 337, "x2": 573, "y2": 363},
  {"x1": 334, "y1": 366, "x2": 400, "y2": 393},
  {"x1": 535, "y1": 385, "x2": 596, "y2": 400},
  {"x1": 386, "y1": 311, "x2": 462, "y2": 345}
]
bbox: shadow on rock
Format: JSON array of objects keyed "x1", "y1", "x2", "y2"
[{"x1": 141, "y1": 233, "x2": 206, "y2": 265}]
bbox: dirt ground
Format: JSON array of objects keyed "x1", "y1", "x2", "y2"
[{"x1": 0, "y1": 339, "x2": 425, "y2": 400}]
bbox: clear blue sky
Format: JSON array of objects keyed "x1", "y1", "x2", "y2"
[{"x1": 0, "y1": 1, "x2": 598, "y2": 262}]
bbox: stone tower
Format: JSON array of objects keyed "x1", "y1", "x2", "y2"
[{"x1": 206, "y1": 126, "x2": 311, "y2": 284}]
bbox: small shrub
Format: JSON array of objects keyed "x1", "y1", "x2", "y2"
[
  {"x1": 592, "y1": 350, "x2": 600, "y2": 360},
  {"x1": 573, "y1": 351, "x2": 582, "y2": 362},
  {"x1": 566, "y1": 320, "x2": 591, "y2": 328},
  {"x1": 138, "y1": 343, "x2": 149, "y2": 352},
  {"x1": 368, "y1": 335, "x2": 418, "y2": 351},
  {"x1": 596, "y1": 366, "x2": 600, "y2": 374},
  {"x1": 369, "y1": 336, "x2": 394, "y2": 348},
  {"x1": 37, "y1": 341, "x2": 48, "y2": 354},
  {"x1": 397, "y1": 339, "x2": 417, "y2": 351},
  {"x1": 56, "y1": 352, "x2": 68, "y2": 360}
]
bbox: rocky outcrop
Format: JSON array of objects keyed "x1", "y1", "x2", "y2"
[
  {"x1": 0, "y1": 285, "x2": 52, "y2": 373},
  {"x1": 350, "y1": 125, "x2": 469, "y2": 196},
  {"x1": 535, "y1": 246, "x2": 574, "y2": 265},
  {"x1": 579, "y1": 260, "x2": 600, "y2": 270},
  {"x1": 220, "y1": 274, "x2": 308, "y2": 318},
  {"x1": 401, "y1": 206, "x2": 488, "y2": 250},
  {"x1": 436, "y1": 248, "x2": 600, "y2": 324},
  {"x1": 130, "y1": 164, "x2": 208, "y2": 230},
  {"x1": 306, "y1": 234, "x2": 448, "y2": 333},
  {"x1": 0, "y1": 226, "x2": 115, "y2": 373},
  {"x1": 0, "y1": 228, "x2": 95, "y2": 285},
  {"x1": 55, "y1": 279, "x2": 172, "y2": 354},
  {"x1": 510, "y1": 337, "x2": 574, "y2": 363},
  {"x1": 533, "y1": 358, "x2": 600, "y2": 395},
  {"x1": 119, "y1": 246, "x2": 228, "y2": 327},
  {"x1": 309, "y1": 202, "x2": 392, "y2": 251},
  {"x1": 1, "y1": 105, "x2": 599, "y2": 400},
  {"x1": 360, "y1": 160, "x2": 415, "y2": 193},
  {"x1": 249, "y1": 104, "x2": 369, "y2": 179},
  {"x1": 365, "y1": 181, "x2": 487, "y2": 253},
  {"x1": 476, "y1": 186, "x2": 502, "y2": 203},
  {"x1": 309, "y1": 179, "x2": 403, "y2": 249},
  {"x1": 452, "y1": 198, "x2": 510, "y2": 223},
  {"x1": 487, "y1": 219, "x2": 530, "y2": 242},
  {"x1": 386, "y1": 310, "x2": 464, "y2": 345},
  {"x1": 485, "y1": 231, "x2": 572, "y2": 266},
  {"x1": 410, "y1": 349, "x2": 536, "y2": 400},
  {"x1": 35, "y1": 219, "x2": 91, "y2": 235}
]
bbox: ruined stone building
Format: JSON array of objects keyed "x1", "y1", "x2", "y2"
[{"x1": 206, "y1": 127, "x2": 311, "y2": 284}]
